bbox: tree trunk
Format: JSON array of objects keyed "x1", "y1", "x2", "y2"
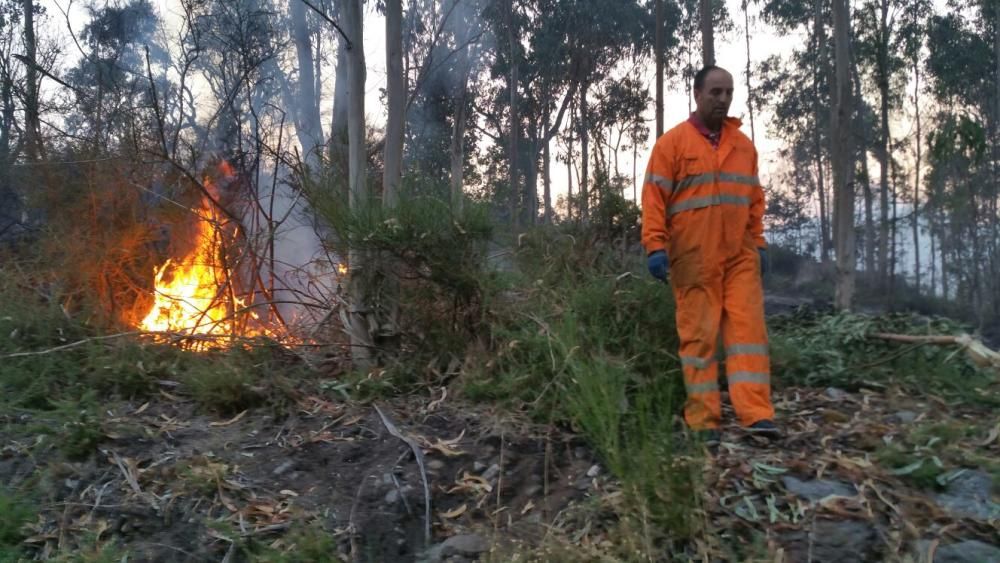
[
  {"x1": 383, "y1": 0, "x2": 404, "y2": 209},
  {"x1": 912, "y1": 56, "x2": 921, "y2": 292},
  {"x1": 330, "y1": 5, "x2": 350, "y2": 194},
  {"x1": 655, "y1": 0, "x2": 664, "y2": 137},
  {"x1": 812, "y1": 0, "x2": 831, "y2": 263},
  {"x1": 543, "y1": 104, "x2": 552, "y2": 223},
  {"x1": 862, "y1": 148, "x2": 876, "y2": 274},
  {"x1": 700, "y1": 0, "x2": 715, "y2": 66},
  {"x1": 876, "y1": 0, "x2": 890, "y2": 289},
  {"x1": 890, "y1": 139, "x2": 898, "y2": 300},
  {"x1": 567, "y1": 101, "x2": 575, "y2": 221},
  {"x1": 450, "y1": 22, "x2": 477, "y2": 213},
  {"x1": 345, "y1": 0, "x2": 373, "y2": 368},
  {"x1": 506, "y1": 0, "x2": 520, "y2": 228},
  {"x1": 291, "y1": 0, "x2": 324, "y2": 169},
  {"x1": 22, "y1": 0, "x2": 40, "y2": 161},
  {"x1": 450, "y1": 73, "x2": 470, "y2": 212},
  {"x1": 831, "y1": 0, "x2": 856, "y2": 310},
  {"x1": 743, "y1": 0, "x2": 755, "y2": 142},
  {"x1": 580, "y1": 80, "x2": 590, "y2": 221}
]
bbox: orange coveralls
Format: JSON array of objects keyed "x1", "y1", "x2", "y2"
[{"x1": 641, "y1": 117, "x2": 774, "y2": 430}]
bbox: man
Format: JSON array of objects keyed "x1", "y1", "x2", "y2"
[{"x1": 641, "y1": 65, "x2": 778, "y2": 445}]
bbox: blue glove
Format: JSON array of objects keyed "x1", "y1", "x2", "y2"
[
  {"x1": 759, "y1": 248, "x2": 769, "y2": 276},
  {"x1": 647, "y1": 250, "x2": 668, "y2": 281}
]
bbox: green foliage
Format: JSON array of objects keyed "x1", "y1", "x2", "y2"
[
  {"x1": 0, "y1": 489, "x2": 33, "y2": 559},
  {"x1": 459, "y1": 223, "x2": 701, "y2": 550},
  {"x1": 770, "y1": 310, "x2": 998, "y2": 406},
  {"x1": 462, "y1": 226, "x2": 679, "y2": 419},
  {"x1": 250, "y1": 523, "x2": 342, "y2": 563}
]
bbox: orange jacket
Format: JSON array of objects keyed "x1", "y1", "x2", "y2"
[{"x1": 641, "y1": 118, "x2": 766, "y2": 260}]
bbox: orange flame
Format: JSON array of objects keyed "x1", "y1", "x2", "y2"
[{"x1": 139, "y1": 198, "x2": 244, "y2": 347}]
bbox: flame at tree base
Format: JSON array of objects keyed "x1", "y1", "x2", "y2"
[{"x1": 139, "y1": 196, "x2": 258, "y2": 349}]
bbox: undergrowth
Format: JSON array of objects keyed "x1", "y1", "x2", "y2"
[{"x1": 769, "y1": 309, "x2": 999, "y2": 406}]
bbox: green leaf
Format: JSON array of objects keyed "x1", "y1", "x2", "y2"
[{"x1": 890, "y1": 459, "x2": 925, "y2": 476}]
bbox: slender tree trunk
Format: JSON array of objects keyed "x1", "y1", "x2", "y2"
[
  {"x1": 876, "y1": 0, "x2": 890, "y2": 289},
  {"x1": 930, "y1": 221, "x2": 937, "y2": 295},
  {"x1": 291, "y1": 0, "x2": 324, "y2": 169},
  {"x1": 700, "y1": 0, "x2": 715, "y2": 66},
  {"x1": 330, "y1": 10, "x2": 350, "y2": 199},
  {"x1": 22, "y1": 0, "x2": 40, "y2": 161},
  {"x1": 890, "y1": 138, "x2": 899, "y2": 300},
  {"x1": 543, "y1": 105, "x2": 552, "y2": 223},
  {"x1": 450, "y1": 70, "x2": 470, "y2": 212},
  {"x1": 812, "y1": 0, "x2": 831, "y2": 263},
  {"x1": 506, "y1": 0, "x2": 520, "y2": 228},
  {"x1": 862, "y1": 150, "x2": 876, "y2": 274},
  {"x1": 567, "y1": 101, "x2": 575, "y2": 221},
  {"x1": 940, "y1": 213, "x2": 949, "y2": 299},
  {"x1": 450, "y1": 20, "x2": 477, "y2": 213},
  {"x1": 912, "y1": 57, "x2": 921, "y2": 292},
  {"x1": 831, "y1": 0, "x2": 856, "y2": 310},
  {"x1": 383, "y1": 0, "x2": 404, "y2": 209},
  {"x1": 655, "y1": 0, "x2": 664, "y2": 137},
  {"x1": 345, "y1": 0, "x2": 373, "y2": 368},
  {"x1": 743, "y1": 0, "x2": 755, "y2": 142},
  {"x1": 580, "y1": 80, "x2": 590, "y2": 221}
]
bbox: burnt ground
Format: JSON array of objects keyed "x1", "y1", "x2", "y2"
[{"x1": 2, "y1": 381, "x2": 999, "y2": 562}]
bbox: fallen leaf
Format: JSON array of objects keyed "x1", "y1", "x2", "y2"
[
  {"x1": 978, "y1": 421, "x2": 1000, "y2": 446},
  {"x1": 440, "y1": 504, "x2": 467, "y2": 519},
  {"x1": 890, "y1": 459, "x2": 925, "y2": 476},
  {"x1": 521, "y1": 500, "x2": 535, "y2": 515},
  {"x1": 279, "y1": 489, "x2": 299, "y2": 497},
  {"x1": 211, "y1": 410, "x2": 248, "y2": 427},
  {"x1": 134, "y1": 402, "x2": 150, "y2": 415}
]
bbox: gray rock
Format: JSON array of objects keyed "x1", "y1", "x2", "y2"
[
  {"x1": 481, "y1": 463, "x2": 501, "y2": 482},
  {"x1": 384, "y1": 489, "x2": 400, "y2": 505},
  {"x1": 824, "y1": 387, "x2": 849, "y2": 401},
  {"x1": 782, "y1": 476, "x2": 856, "y2": 502},
  {"x1": 586, "y1": 464, "x2": 601, "y2": 478},
  {"x1": 891, "y1": 410, "x2": 918, "y2": 424},
  {"x1": 441, "y1": 534, "x2": 489, "y2": 557},
  {"x1": 779, "y1": 519, "x2": 877, "y2": 563},
  {"x1": 473, "y1": 461, "x2": 486, "y2": 472},
  {"x1": 522, "y1": 483, "x2": 542, "y2": 497},
  {"x1": 272, "y1": 460, "x2": 295, "y2": 476},
  {"x1": 934, "y1": 470, "x2": 1000, "y2": 521},
  {"x1": 426, "y1": 459, "x2": 446, "y2": 471},
  {"x1": 933, "y1": 540, "x2": 1000, "y2": 563}
]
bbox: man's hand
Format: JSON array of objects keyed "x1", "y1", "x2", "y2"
[
  {"x1": 759, "y1": 248, "x2": 770, "y2": 276},
  {"x1": 648, "y1": 250, "x2": 669, "y2": 282}
]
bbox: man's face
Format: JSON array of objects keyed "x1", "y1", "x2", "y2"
[{"x1": 694, "y1": 70, "x2": 734, "y2": 125}]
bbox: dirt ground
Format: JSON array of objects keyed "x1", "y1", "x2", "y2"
[{"x1": 2, "y1": 381, "x2": 998, "y2": 562}]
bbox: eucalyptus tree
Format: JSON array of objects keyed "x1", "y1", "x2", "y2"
[
  {"x1": 831, "y1": 0, "x2": 855, "y2": 309},
  {"x1": 924, "y1": 3, "x2": 1000, "y2": 321},
  {"x1": 854, "y1": 0, "x2": 930, "y2": 290}
]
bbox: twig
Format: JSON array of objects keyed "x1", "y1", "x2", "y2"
[
  {"x1": 2, "y1": 331, "x2": 140, "y2": 359},
  {"x1": 298, "y1": 0, "x2": 352, "y2": 49},
  {"x1": 373, "y1": 404, "x2": 432, "y2": 546},
  {"x1": 111, "y1": 451, "x2": 159, "y2": 511}
]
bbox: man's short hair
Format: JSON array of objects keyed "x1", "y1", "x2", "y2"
[{"x1": 694, "y1": 65, "x2": 725, "y2": 91}]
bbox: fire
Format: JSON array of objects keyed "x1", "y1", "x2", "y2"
[{"x1": 139, "y1": 198, "x2": 245, "y2": 347}]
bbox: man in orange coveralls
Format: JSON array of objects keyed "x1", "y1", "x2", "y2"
[{"x1": 641, "y1": 65, "x2": 778, "y2": 445}]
